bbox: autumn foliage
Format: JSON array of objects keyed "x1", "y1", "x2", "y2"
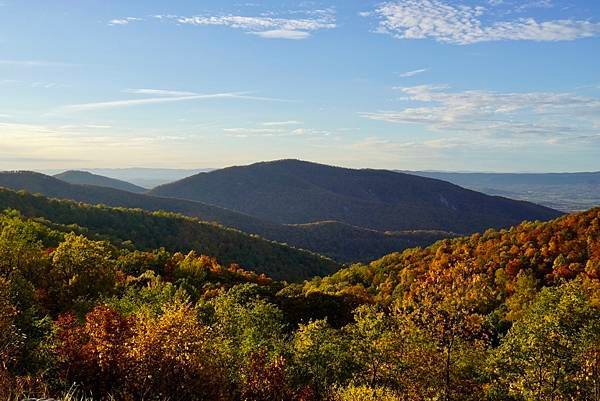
[{"x1": 0, "y1": 208, "x2": 599, "y2": 400}]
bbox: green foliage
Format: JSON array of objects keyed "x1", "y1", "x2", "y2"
[
  {"x1": 488, "y1": 280, "x2": 600, "y2": 400},
  {"x1": 49, "y1": 233, "x2": 117, "y2": 314},
  {"x1": 292, "y1": 319, "x2": 356, "y2": 397},
  {"x1": 0, "y1": 204, "x2": 598, "y2": 400},
  {"x1": 0, "y1": 186, "x2": 338, "y2": 281}
]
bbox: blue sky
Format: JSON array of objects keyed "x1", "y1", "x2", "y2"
[{"x1": 1, "y1": 0, "x2": 600, "y2": 172}]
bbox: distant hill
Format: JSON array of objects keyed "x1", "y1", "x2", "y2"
[
  {"x1": 150, "y1": 159, "x2": 562, "y2": 234},
  {"x1": 0, "y1": 186, "x2": 337, "y2": 281},
  {"x1": 55, "y1": 170, "x2": 147, "y2": 193},
  {"x1": 82, "y1": 167, "x2": 211, "y2": 188},
  {"x1": 406, "y1": 171, "x2": 600, "y2": 212},
  {"x1": 0, "y1": 171, "x2": 451, "y2": 262}
]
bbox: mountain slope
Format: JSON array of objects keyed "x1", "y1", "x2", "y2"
[
  {"x1": 55, "y1": 170, "x2": 148, "y2": 193},
  {"x1": 0, "y1": 171, "x2": 451, "y2": 262},
  {"x1": 0, "y1": 186, "x2": 337, "y2": 281},
  {"x1": 304, "y1": 207, "x2": 600, "y2": 305},
  {"x1": 150, "y1": 159, "x2": 562, "y2": 233}
]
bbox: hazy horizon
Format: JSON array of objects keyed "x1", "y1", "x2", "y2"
[{"x1": 6, "y1": 160, "x2": 600, "y2": 176}]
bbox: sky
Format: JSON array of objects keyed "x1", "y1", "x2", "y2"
[{"x1": 1, "y1": 0, "x2": 600, "y2": 172}]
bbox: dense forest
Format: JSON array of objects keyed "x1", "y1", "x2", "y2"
[
  {"x1": 1, "y1": 202, "x2": 598, "y2": 400},
  {"x1": 0, "y1": 172, "x2": 453, "y2": 262},
  {"x1": 150, "y1": 159, "x2": 561, "y2": 233},
  {"x1": 0, "y1": 187, "x2": 337, "y2": 281}
]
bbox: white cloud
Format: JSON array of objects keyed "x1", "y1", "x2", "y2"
[
  {"x1": 155, "y1": 10, "x2": 336, "y2": 39},
  {"x1": 223, "y1": 126, "x2": 329, "y2": 138},
  {"x1": 262, "y1": 120, "x2": 302, "y2": 126},
  {"x1": 398, "y1": 68, "x2": 428, "y2": 77},
  {"x1": 361, "y1": 85, "x2": 600, "y2": 142},
  {"x1": 250, "y1": 29, "x2": 311, "y2": 40},
  {"x1": 62, "y1": 91, "x2": 288, "y2": 112},
  {"x1": 365, "y1": 0, "x2": 600, "y2": 44},
  {"x1": 352, "y1": 136, "x2": 474, "y2": 152},
  {"x1": 224, "y1": 127, "x2": 285, "y2": 136},
  {"x1": 109, "y1": 17, "x2": 142, "y2": 26},
  {"x1": 123, "y1": 88, "x2": 198, "y2": 96}
]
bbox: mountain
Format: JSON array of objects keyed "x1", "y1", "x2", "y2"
[
  {"x1": 405, "y1": 171, "x2": 600, "y2": 212},
  {"x1": 150, "y1": 159, "x2": 562, "y2": 234},
  {"x1": 0, "y1": 171, "x2": 451, "y2": 262},
  {"x1": 0, "y1": 186, "x2": 337, "y2": 281},
  {"x1": 54, "y1": 170, "x2": 147, "y2": 193}
]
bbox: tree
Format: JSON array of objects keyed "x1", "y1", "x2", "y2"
[
  {"x1": 53, "y1": 305, "x2": 132, "y2": 396},
  {"x1": 346, "y1": 305, "x2": 403, "y2": 387},
  {"x1": 489, "y1": 280, "x2": 600, "y2": 401},
  {"x1": 397, "y1": 261, "x2": 491, "y2": 401},
  {"x1": 0, "y1": 277, "x2": 24, "y2": 372},
  {"x1": 292, "y1": 319, "x2": 355, "y2": 398},
  {"x1": 332, "y1": 384, "x2": 402, "y2": 401},
  {"x1": 49, "y1": 234, "x2": 116, "y2": 313},
  {"x1": 126, "y1": 300, "x2": 226, "y2": 401},
  {"x1": 0, "y1": 212, "x2": 46, "y2": 278}
]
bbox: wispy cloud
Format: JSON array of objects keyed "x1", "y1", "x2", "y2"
[
  {"x1": 364, "y1": 0, "x2": 600, "y2": 44},
  {"x1": 352, "y1": 136, "x2": 476, "y2": 152},
  {"x1": 109, "y1": 17, "x2": 142, "y2": 26},
  {"x1": 262, "y1": 120, "x2": 302, "y2": 126},
  {"x1": 398, "y1": 68, "x2": 428, "y2": 77},
  {"x1": 148, "y1": 10, "x2": 336, "y2": 40},
  {"x1": 62, "y1": 90, "x2": 289, "y2": 112},
  {"x1": 249, "y1": 29, "x2": 311, "y2": 40},
  {"x1": 123, "y1": 88, "x2": 198, "y2": 96},
  {"x1": 223, "y1": 126, "x2": 329, "y2": 138},
  {"x1": 361, "y1": 84, "x2": 600, "y2": 143}
]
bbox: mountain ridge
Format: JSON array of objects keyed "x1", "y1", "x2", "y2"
[
  {"x1": 150, "y1": 159, "x2": 562, "y2": 233},
  {"x1": 0, "y1": 170, "x2": 452, "y2": 262}
]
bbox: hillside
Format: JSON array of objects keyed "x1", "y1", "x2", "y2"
[
  {"x1": 304, "y1": 207, "x2": 600, "y2": 304},
  {"x1": 2, "y1": 199, "x2": 598, "y2": 401},
  {"x1": 407, "y1": 171, "x2": 600, "y2": 212},
  {"x1": 0, "y1": 187, "x2": 337, "y2": 281},
  {"x1": 0, "y1": 171, "x2": 451, "y2": 262},
  {"x1": 150, "y1": 159, "x2": 562, "y2": 233},
  {"x1": 54, "y1": 170, "x2": 147, "y2": 193}
]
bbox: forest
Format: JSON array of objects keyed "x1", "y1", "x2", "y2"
[
  {"x1": 0, "y1": 187, "x2": 338, "y2": 281},
  {"x1": 1, "y1": 201, "x2": 599, "y2": 400},
  {"x1": 0, "y1": 171, "x2": 454, "y2": 263}
]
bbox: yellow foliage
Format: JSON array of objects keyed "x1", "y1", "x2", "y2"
[{"x1": 332, "y1": 384, "x2": 403, "y2": 401}]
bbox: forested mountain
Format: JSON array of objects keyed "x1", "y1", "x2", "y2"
[
  {"x1": 2, "y1": 201, "x2": 598, "y2": 400},
  {"x1": 54, "y1": 170, "x2": 147, "y2": 193},
  {"x1": 0, "y1": 171, "x2": 452, "y2": 262},
  {"x1": 0, "y1": 187, "x2": 337, "y2": 281},
  {"x1": 150, "y1": 159, "x2": 562, "y2": 233},
  {"x1": 407, "y1": 170, "x2": 600, "y2": 212}
]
